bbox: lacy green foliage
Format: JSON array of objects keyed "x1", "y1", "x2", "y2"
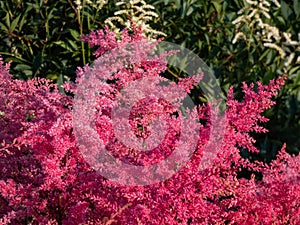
[{"x1": 1, "y1": 28, "x2": 300, "y2": 224}]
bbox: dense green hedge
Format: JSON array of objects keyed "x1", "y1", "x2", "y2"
[{"x1": 0, "y1": 0, "x2": 299, "y2": 160}]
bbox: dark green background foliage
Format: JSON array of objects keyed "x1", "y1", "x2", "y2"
[
  {"x1": 0, "y1": 0, "x2": 299, "y2": 160},
  {"x1": 0, "y1": 0, "x2": 117, "y2": 83}
]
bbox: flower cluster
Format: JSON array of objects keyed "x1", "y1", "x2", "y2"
[
  {"x1": 0, "y1": 25, "x2": 299, "y2": 225},
  {"x1": 232, "y1": 0, "x2": 300, "y2": 68},
  {"x1": 74, "y1": 0, "x2": 108, "y2": 11},
  {"x1": 105, "y1": 0, "x2": 166, "y2": 38}
]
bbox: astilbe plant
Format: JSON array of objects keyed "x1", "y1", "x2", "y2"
[{"x1": 0, "y1": 25, "x2": 299, "y2": 225}]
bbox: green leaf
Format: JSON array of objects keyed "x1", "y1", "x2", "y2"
[
  {"x1": 9, "y1": 14, "x2": 21, "y2": 33},
  {"x1": 5, "y1": 13, "x2": 10, "y2": 27},
  {"x1": 19, "y1": 8, "x2": 30, "y2": 31},
  {"x1": 281, "y1": 0, "x2": 293, "y2": 20},
  {"x1": 265, "y1": 49, "x2": 274, "y2": 65},
  {"x1": 14, "y1": 64, "x2": 32, "y2": 71},
  {"x1": 289, "y1": 65, "x2": 300, "y2": 75},
  {"x1": 0, "y1": 22, "x2": 8, "y2": 32},
  {"x1": 294, "y1": 0, "x2": 300, "y2": 17},
  {"x1": 186, "y1": 5, "x2": 194, "y2": 16},
  {"x1": 54, "y1": 41, "x2": 70, "y2": 50},
  {"x1": 46, "y1": 74, "x2": 58, "y2": 80},
  {"x1": 67, "y1": 39, "x2": 78, "y2": 51},
  {"x1": 174, "y1": 0, "x2": 181, "y2": 9},
  {"x1": 180, "y1": 1, "x2": 187, "y2": 18},
  {"x1": 69, "y1": 29, "x2": 80, "y2": 40},
  {"x1": 212, "y1": 0, "x2": 222, "y2": 15}
]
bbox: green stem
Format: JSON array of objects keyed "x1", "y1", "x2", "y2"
[
  {"x1": 87, "y1": 13, "x2": 91, "y2": 62},
  {"x1": 80, "y1": 0, "x2": 86, "y2": 65},
  {"x1": 167, "y1": 67, "x2": 180, "y2": 79},
  {"x1": 0, "y1": 52, "x2": 31, "y2": 64}
]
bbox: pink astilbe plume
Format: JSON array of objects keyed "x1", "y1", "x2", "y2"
[{"x1": 0, "y1": 25, "x2": 299, "y2": 225}]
